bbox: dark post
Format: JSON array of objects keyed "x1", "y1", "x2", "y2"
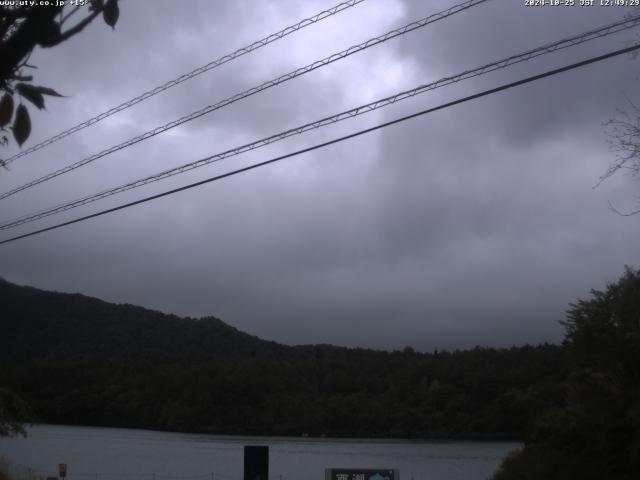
[{"x1": 243, "y1": 445, "x2": 268, "y2": 480}]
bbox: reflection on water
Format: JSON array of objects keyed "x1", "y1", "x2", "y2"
[{"x1": 0, "y1": 425, "x2": 519, "y2": 480}]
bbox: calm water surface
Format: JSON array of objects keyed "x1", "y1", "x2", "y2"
[{"x1": 0, "y1": 425, "x2": 519, "y2": 480}]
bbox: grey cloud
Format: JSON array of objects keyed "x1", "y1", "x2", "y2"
[{"x1": 1, "y1": 0, "x2": 639, "y2": 351}]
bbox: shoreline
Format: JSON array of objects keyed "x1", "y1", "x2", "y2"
[{"x1": 21, "y1": 423, "x2": 524, "y2": 444}]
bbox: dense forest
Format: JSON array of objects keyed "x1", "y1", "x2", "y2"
[
  {"x1": 492, "y1": 267, "x2": 640, "y2": 480},
  {"x1": 0, "y1": 277, "x2": 567, "y2": 439},
  {"x1": 1, "y1": 268, "x2": 639, "y2": 479}
]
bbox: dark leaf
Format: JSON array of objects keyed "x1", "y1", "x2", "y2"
[
  {"x1": 18, "y1": 84, "x2": 64, "y2": 99},
  {"x1": 35, "y1": 86, "x2": 64, "y2": 97},
  {"x1": 89, "y1": 0, "x2": 104, "y2": 12},
  {"x1": 13, "y1": 104, "x2": 31, "y2": 147},
  {"x1": 0, "y1": 94, "x2": 14, "y2": 128},
  {"x1": 103, "y1": 0, "x2": 119, "y2": 29},
  {"x1": 16, "y1": 83, "x2": 45, "y2": 110},
  {"x1": 35, "y1": 20, "x2": 61, "y2": 47}
]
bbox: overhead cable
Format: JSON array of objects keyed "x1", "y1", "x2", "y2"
[
  {"x1": 2, "y1": 13, "x2": 639, "y2": 231},
  {"x1": 1, "y1": 42, "x2": 638, "y2": 246},
  {"x1": 0, "y1": 0, "x2": 491, "y2": 200},
  {"x1": 0, "y1": 0, "x2": 367, "y2": 166}
]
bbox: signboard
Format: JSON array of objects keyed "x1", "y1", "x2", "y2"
[
  {"x1": 325, "y1": 469, "x2": 397, "y2": 480},
  {"x1": 58, "y1": 464, "x2": 67, "y2": 479}
]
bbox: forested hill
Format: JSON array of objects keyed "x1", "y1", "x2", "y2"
[
  {"x1": 0, "y1": 278, "x2": 290, "y2": 360},
  {"x1": 0, "y1": 278, "x2": 569, "y2": 439}
]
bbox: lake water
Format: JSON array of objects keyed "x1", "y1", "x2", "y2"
[{"x1": 0, "y1": 425, "x2": 519, "y2": 480}]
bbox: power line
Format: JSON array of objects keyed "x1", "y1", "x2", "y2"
[
  {"x1": 0, "y1": 0, "x2": 367, "y2": 167},
  {"x1": 1, "y1": 42, "x2": 638, "y2": 247},
  {"x1": 2, "y1": 13, "x2": 638, "y2": 231},
  {"x1": 0, "y1": 0, "x2": 491, "y2": 201}
]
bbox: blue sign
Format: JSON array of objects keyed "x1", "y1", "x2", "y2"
[{"x1": 326, "y1": 469, "x2": 396, "y2": 480}]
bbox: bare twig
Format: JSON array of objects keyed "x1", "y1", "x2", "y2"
[
  {"x1": 607, "y1": 199, "x2": 640, "y2": 216},
  {"x1": 56, "y1": 8, "x2": 102, "y2": 44},
  {"x1": 601, "y1": 93, "x2": 640, "y2": 184},
  {"x1": 59, "y1": 5, "x2": 82, "y2": 27}
]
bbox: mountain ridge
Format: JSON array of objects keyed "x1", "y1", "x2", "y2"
[
  {"x1": 0, "y1": 279, "x2": 291, "y2": 361},
  {"x1": 0, "y1": 277, "x2": 567, "y2": 439}
]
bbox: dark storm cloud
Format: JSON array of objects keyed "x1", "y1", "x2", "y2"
[
  {"x1": 1, "y1": 0, "x2": 639, "y2": 351},
  {"x1": 396, "y1": 0, "x2": 639, "y2": 145},
  {"x1": 356, "y1": 0, "x2": 640, "y2": 348}
]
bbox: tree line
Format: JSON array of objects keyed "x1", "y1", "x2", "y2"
[
  {"x1": 1, "y1": 268, "x2": 638, "y2": 478},
  {"x1": 0, "y1": 277, "x2": 566, "y2": 439}
]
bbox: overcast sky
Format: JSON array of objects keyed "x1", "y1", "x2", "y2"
[{"x1": 1, "y1": 0, "x2": 639, "y2": 351}]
